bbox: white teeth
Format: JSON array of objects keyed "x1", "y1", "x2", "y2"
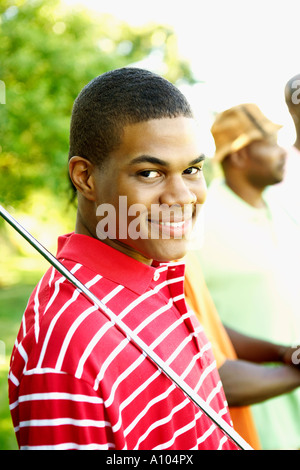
[
  {"x1": 149, "y1": 219, "x2": 192, "y2": 228},
  {"x1": 160, "y1": 221, "x2": 185, "y2": 227}
]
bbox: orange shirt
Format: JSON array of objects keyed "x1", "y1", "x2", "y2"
[{"x1": 184, "y1": 252, "x2": 261, "y2": 450}]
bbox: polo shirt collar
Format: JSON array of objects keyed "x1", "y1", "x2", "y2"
[{"x1": 56, "y1": 232, "x2": 160, "y2": 295}]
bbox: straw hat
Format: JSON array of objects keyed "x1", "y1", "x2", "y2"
[{"x1": 211, "y1": 103, "x2": 282, "y2": 162}]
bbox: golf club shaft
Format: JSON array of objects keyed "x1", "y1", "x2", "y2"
[{"x1": 0, "y1": 204, "x2": 252, "y2": 450}]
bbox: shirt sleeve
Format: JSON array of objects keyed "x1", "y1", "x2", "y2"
[{"x1": 10, "y1": 370, "x2": 114, "y2": 450}]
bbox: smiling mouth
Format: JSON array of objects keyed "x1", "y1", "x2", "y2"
[
  {"x1": 145, "y1": 203, "x2": 198, "y2": 238},
  {"x1": 159, "y1": 220, "x2": 187, "y2": 227},
  {"x1": 148, "y1": 217, "x2": 193, "y2": 238}
]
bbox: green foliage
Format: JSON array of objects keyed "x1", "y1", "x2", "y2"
[
  {"x1": 0, "y1": 3, "x2": 197, "y2": 448},
  {"x1": 0, "y1": 0, "x2": 195, "y2": 208},
  {"x1": 0, "y1": 282, "x2": 40, "y2": 450}
]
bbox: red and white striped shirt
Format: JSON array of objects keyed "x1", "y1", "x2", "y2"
[{"x1": 9, "y1": 233, "x2": 237, "y2": 450}]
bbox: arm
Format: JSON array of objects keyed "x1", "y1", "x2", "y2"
[
  {"x1": 219, "y1": 359, "x2": 300, "y2": 406},
  {"x1": 219, "y1": 326, "x2": 300, "y2": 407},
  {"x1": 13, "y1": 371, "x2": 114, "y2": 450},
  {"x1": 225, "y1": 325, "x2": 299, "y2": 365}
]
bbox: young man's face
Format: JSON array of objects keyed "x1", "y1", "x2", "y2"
[{"x1": 93, "y1": 116, "x2": 207, "y2": 264}]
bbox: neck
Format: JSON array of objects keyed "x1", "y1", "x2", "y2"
[
  {"x1": 225, "y1": 174, "x2": 266, "y2": 209},
  {"x1": 75, "y1": 205, "x2": 98, "y2": 239},
  {"x1": 75, "y1": 206, "x2": 154, "y2": 266}
]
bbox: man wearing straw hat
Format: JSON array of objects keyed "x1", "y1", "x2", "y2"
[{"x1": 194, "y1": 103, "x2": 300, "y2": 449}]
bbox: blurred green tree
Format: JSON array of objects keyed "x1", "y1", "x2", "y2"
[{"x1": 0, "y1": 0, "x2": 196, "y2": 208}]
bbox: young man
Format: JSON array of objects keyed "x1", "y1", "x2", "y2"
[{"x1": 8, "y1": 68, "x2": 238, "y2": 450}]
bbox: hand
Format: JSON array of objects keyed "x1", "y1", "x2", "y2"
[{"x1": 280, "y1": 345, "x2": 300, "y2": 367}]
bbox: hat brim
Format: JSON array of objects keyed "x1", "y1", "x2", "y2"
[{"x1": 213, "y1": 123, "x2": 282, "y2": 163}]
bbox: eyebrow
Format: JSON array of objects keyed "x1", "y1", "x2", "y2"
[{"x1": 129, "y1": 154, "x2": 206, "y2": 167}]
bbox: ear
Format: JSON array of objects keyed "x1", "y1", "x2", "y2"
[
  {"x1": 69, "y1": 156, "x2": 96, "y2": 201},
  {"x1": 229, "y1": 149, "x2": 248, "y2": 169}
]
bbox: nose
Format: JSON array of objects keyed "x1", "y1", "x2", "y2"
[
  {"x1": 279, "y1": 145, "x2": 287, "y2": 161},
  {"x1": 159, "y1": 174, "x2": 206, "y2": 207},
  {"x1": 274, "y1": 143, "x2": 287, "y2": 165}
]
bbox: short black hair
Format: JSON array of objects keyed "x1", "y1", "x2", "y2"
[{"x1": 68, "y1": 67, "x2": 193, "y2": 167}]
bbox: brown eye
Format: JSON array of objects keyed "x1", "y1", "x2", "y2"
[
  {"x1": 183, "y1": 167, "x2": 202, "y2": 176},
  {"x1": 139, "y1": 170, "x2": 161, "y2": 179}
]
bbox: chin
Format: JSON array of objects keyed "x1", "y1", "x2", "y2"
[
  {"x1": 271, "y1": 176, "x2": 284, "y2": 185},
  {"x1": 146, "y1": 240, "x2": 189, "y2": 263}
]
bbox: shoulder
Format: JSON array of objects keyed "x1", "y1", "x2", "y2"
[{"x1": 13, "y1": 262, "x2": 132, "y2": 384}]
